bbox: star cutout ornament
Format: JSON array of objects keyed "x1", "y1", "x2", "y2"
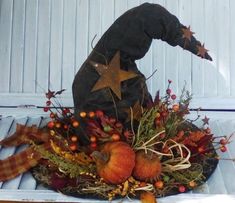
[
  {"x1": 182, "y1": 26, "x2": 195, "y2": 49},
  {"x1": 182, "y1": 26, "x2": 195, "y2": 41},
  {"x1": 202, "y1": 116, "x2": 210, "y2": 126},
  {"x1": 197, "y1": 43, "x2": 209, "y2": 59},
  {"x1": 90, "y1": 51, "x2": 138, "y2": 100}
]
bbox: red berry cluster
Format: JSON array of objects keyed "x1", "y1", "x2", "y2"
[
  {"x1": 154, "y1": 80, "x2": 187, "y2": 137},
  {"x1": 44, "y1": 89, "x2": 81, "y2": 151},
  {"x1": 218, "y1": 137, "x2": 230, "y2": 152}
]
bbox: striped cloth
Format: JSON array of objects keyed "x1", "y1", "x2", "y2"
[{"x1": 0, "y1": 124, "x2": 50, "y2": 182}]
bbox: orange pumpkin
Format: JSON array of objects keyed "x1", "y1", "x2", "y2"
[
  {"x1": 133, "y1": 150, "x2": 161, "y2": 182},
  {"x1": 91, "y1": 141, "x2": 135, "y2": 184}
]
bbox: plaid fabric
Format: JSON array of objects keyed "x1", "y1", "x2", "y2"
[
  {"x1": 0, "y1": 124, "x2": 50, "y2": 147},
  {"x1": 0, "y1": 147, "x2": 41, "y2": 182},
  {"x1": 0, "y1": 124, "x2": 51, "y2": 182}
]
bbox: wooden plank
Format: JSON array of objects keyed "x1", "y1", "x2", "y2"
[
  {"x1": 9, "y1": 0, "x2": 26, "y2": 93},
  {"x1": 206, "y1": 119, "x2": 227, "y2": 194},
  {"x1": 164, "y1": 0, "x2": 179, "y2": 95},
  {"x1": 127, "y1": 0, "x2": 140, "y2": 9},
  {"x1": 23, "y1": 0, "x2": 38, "y2": 93},
  {"x1": 127, "y1": 0, "x2": 140, "y2": 69},
  {"x1": 213, "y1": 120, "x2": 235, "y2": 193},
  {"x1": 0, "y1": 0, "x2": 13, "y2": 93},
  {"x1": 3, "y1": 117, "x2": 42, "y2": 190},
  {"x1": 61, "y1": 0, "x2": 76, "y2": 92},
  {"x1": 207, "y1": 166, "x2": 227, "y2": 194},
  {"x1": 226, "y1": 120, "x2": 235, "y2": 158},
  {"x1": 216, "y1": 0, "x2": 230, "y2": 96},
  {"x1": 138, "y1": 0, "x2": 153, "y2": 95},
  {"x1": 127, "y1": 0, "x2": 141, "y2": 70},
  {"x1": 178, "y1": 0, "x2": 192, "y2": 93},
  {"x1": 152, "y1": 0, "x2": 166, "y2": 97},
  {"x1": 159, "y1": 194, "x2": 235, "y2": 203},
  {"x1": 114, "y1": 0, "x2": 128, "y2": 20},
  {"x1": 204, "y1": 0, "x2": 218, "y2": 97},
  {"x1": 36, "y1": 0, "x2": 50, "y2": 93},
  {"x1": 49, "y1": 0, "x2": 63, "y2": 91},
  {"x1": 191, "y1": 0, "x2": 204, "y2": 97},
  {"x1": 0, "y1": 117, "x2": 14, "y2": 147},
  {"x1": 100, "y1": 0, "x2": 114, "y2": 34},
  {"x1": 18, "y1": 117, "x2": 43, "y2": 190},
  {"x1": 230, "y1": 0, "x2": 235, "y2": 96},
  {"x1": 88, "y1": 0, "x2": 101, "y2": 55},
  {"x1": 192, "y1": 183, "x2": 209, "y2": 194},
  {"x1": 75, "y1": 0, "x2": 89, "y2": 72},
  {"x1": 0, "y1": 192, "x2": 235, "y2": 203},
  {"x1": 0, "y1": 117, "x2": 14, "y2": 188},
  {"x1": 0, "y1": 92, "x2": 74, "y2": 109}
]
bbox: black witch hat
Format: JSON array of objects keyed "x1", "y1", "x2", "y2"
[
  {"x1": 29, "y1": 3, "x2": 218, "y2": 198},
  {"x1": 72, "y1": 3, "x2": 212, "y2": 142}
]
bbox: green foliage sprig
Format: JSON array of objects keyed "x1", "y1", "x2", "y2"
[{"x1": 34, "y1": 145, "x2": 93, "y2": 178}]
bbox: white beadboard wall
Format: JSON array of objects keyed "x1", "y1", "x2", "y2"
[{"x1": 0, "y1": 0, "x2": 235, "y2": 109}]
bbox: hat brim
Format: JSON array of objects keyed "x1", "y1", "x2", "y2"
[{"x1": 31, "y1": 122, "x2": 218, "y2": 200}]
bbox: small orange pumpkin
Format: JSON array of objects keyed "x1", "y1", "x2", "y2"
[
  {"x1": 133, "y1": 150, "x2": 161, "y2": 182},
  {"x1": 91, "y1": 141, "x2": 135, "y2": 184}
]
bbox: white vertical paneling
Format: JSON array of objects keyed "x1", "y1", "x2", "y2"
[
  {"x1": 88, "y1": 0, "x2": 101, "y2": 54},
  {"x1": 178, "y1": 0, "x2": 192, "y2": 93},
  {"x1": 216, "y1": 0, "x2": 230, "y2": 96},
  {"x1": 191, "y1": 0, "x2": 204, "y2": 97},
  {"x1": 114, "y1": 0, "x2": 128, "y2": 20},
  {"x1": 10, "y1": 0, "x2": 26, "y2": 93},
  {"x1": 49, "y1": 0, "x2": 63, "y2": 90},
  {"x1": 206, "y1": 119, "x2": 228, "y2": 194},
  {"x1": 0, "y1": 0, "x2": 13, "y2": 93},
  {"x1": 127, "y1": 0, "x2": 140, "y2": 69},
  {"x1": 100, "y1": 0, "x2": 114, "y2": 34},
  {"x1": 164, "y1": 0, "x2": 179, "y2": 94},
  {"x1": 213, "y1": 120, "x2": 235, "y2": 193},
  {"x1": 23, "y1": 0, "x2": 38, "y2": 93},
  {"x1": 18, "y1": 117, "x2": 43, "y2": 190},
  {"x1": 230, "y1": 1, "x2": 235, "y2": 96},
  {"x1": 139, "y1": 0, "x2": 153, "y2": 95},
  {"x1": 204, "y1": 0, "x2": 217, "y2": 97},
  {"x1": 61, "y1": 0, "x2": 76, "y2": 92},
  {"x1": 127, "y1": 0, "x2": 140, "y2": 9},
  {"x1": 152, "y1": 0, "x2": 166, "y2": 97},
  {"x1": 0, "y1": 116, "x2": 14, "y2": 189},
  {"x1": 36, "y1": 0, "x2": 50, "y2": 93},
  {"x1": 1, "y1": 0, "x2": 235, "y2": 108},
  {"x1": 75, "y1": 0, "x2": 89, "y2": 71}
]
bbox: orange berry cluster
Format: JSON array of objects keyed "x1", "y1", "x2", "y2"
[
  {"x1": 44, "y1": 90, "x2": 82, "y2": 152},
  {"x1": 85, "y1": 110, "x2": 123, "y2": 148}
]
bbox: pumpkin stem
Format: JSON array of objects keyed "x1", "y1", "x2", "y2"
[{"x1": 91, "y1": 151, "x2": 109, "y2": 164}]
